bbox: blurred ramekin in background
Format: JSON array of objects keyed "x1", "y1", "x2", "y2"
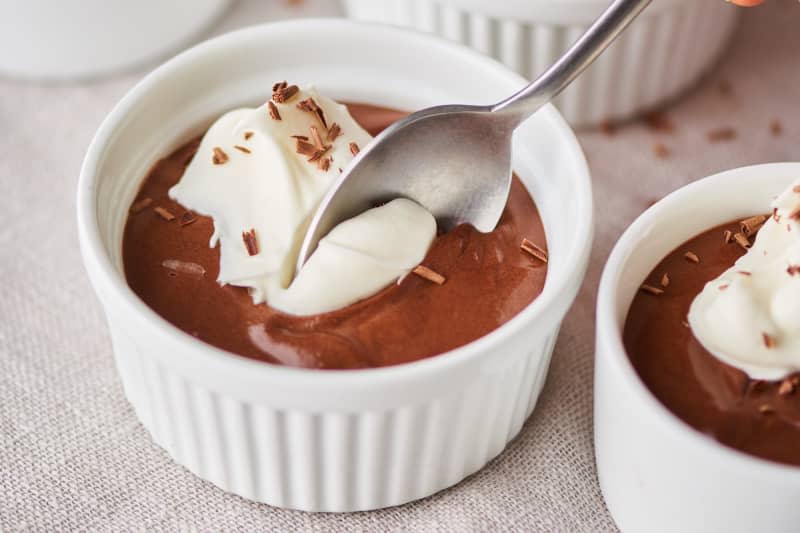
[
  {"x1": 0, "y1": 0, "x2": 230, "y2": 80},
  {"x1": 77, "y1": 20, "x2": 593, "y2": 511},
  {"x1": 595, "y1": 163, "x2": 800, "y2": 533},
  {"x1": 342, "y1": 0, "x2": 740, "y2": 126}
]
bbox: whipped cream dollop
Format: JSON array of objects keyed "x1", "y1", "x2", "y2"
[
  {"x1": 688, "y1": 180, "x2": 800, "y2": 380},
  {"x1": 271, "y1": 198, "x2": 435, "y2": 315},
  {"x1": 169, "y1": 86, "x2": 436, "y2": 315}
]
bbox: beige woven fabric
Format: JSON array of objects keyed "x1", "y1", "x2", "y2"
[{"x1": 2, "y1": 2, "x2": 797, "y2": 530}]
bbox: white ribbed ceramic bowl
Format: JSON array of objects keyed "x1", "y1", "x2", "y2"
[
  {"x1": 595, "y1": 163, "x2": 800, "y2": 533},
  {"x1": 342, "y1": 0, "x2": 740, "y2": 126},
  {"x1": 0, "y1": 0, "x2": 230, "y2": 80},
  {"x1": 77, "y1": 20, "x2": 592, "y2": 512}
]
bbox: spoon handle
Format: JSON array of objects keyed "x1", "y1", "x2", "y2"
[{"x1": 491, "y1": 0, "x2": 651, "y2": 124}]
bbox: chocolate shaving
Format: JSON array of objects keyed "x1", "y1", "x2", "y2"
[
  {"x1": 242, "y1": 228, "x2": 259, "y2": 256},
  {"x1": 412, "y1": 265, "x2": 445, "y2": 285},
  {"x1": 707, "y1": 127, "x2": 737, "y2": 142},
  {"x1": 308, "y1": 145, "x2": 331, "y2": 163},
  {"x1": 180, "y1": 211, "x2": 197, "y2": 226},
  {"x1": 297, "y1": 97, "x2": 327, "y2": 128},
  {"x1": 787, "y1": 265, "x2": 800, "y2": 277},
  {"x1": 162, "y1": 259, "x2": 205, "y2": 278},
  {"x1": 762, "y1": 332, "x2": 775, "y2": 349},
  {"x1": 660, "y1": 273, "x2": 670, "y2": 288},
  {"x1": 737, "y1": 270, "x2": 752, "y2": 276},
  {"x1": 212, "y1": 147, "x2": 228, "y2": 165},
  {"x1": 789, "y1": 206, "x2": 800, "y2": 221},
  {"x1": 234, "y1": 145, "x2": 251, "y2": 154},
  {"x1": 310, "y1": 125, "x2": 325, "y2": 150},
  {"x1": 779, "y1": 378, "x2": 795, "y2": 396},
  {"x1": 739, "y1": 214, "x2": 767, "y2": 236},
  {"x1": 794, "y1": 185, "x2": 800, "y2": 194},
  {"x1": 733, "y1": 232, "x2": 751, "y2": 250},
  {"x1": 652, "y1": 142, "x2": 670, "y2": 159},
  {"x1": 770, "y1": 119, "x2": 783, "y2": 136},
  {"x1": 130, "y1": 197, "x2": 153, "y2": 214},
  {"x1": 772, "y1": 207, "x2": 781, "y2": 223},
  {"x1": 291, "y1": 134, "x2": 309, "y2": 140},
  {"x1": 723, "y1": 229, "x2": 733, "y2": 244},
  {"x1": 718, "y1": 284, "x2": 729, "y2": 291},
  {"x1": 154, "y1": 207, "x2": 175, "y2": 221},
  {"x1": 327, "y1": 122, "x2": 341, "y2": 142},
  {"x1": 640, "y1": 284, "x2": 664, "y2": 296},
  {"x1": 268, "y1": 101, "x2": 281, "y2": 120},
  {"x1": 295, "y1": 139, "x2": 317, "y2": 156},
  {"x1": 683, "y1": 251, "x2": 700, "y2": 264},
  {"x1": 520, "y1": 238, "x2": 548, "y2": 263},
  {"x1": 644, "y1": 111, "x2": 674, "y2": 133},
  {"x1": 272, "y1": 82, "x2": 299, "y2": 103},
  {"x1": 349, "y1": 142, "x2": 360, "y2": 156},
  {"x1": 244, "y1": 131, "x2": 254, "y2": 140},
  {"x1": 303, "y1": 130, "x2": 332, "y2": 170}
]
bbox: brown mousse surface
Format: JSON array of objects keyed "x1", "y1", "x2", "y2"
[
  {"x1": 123, "y1": 103, "x2": 548, "y2": 370},
  {"x1": 625, "y1": 219, "x2": 800, "y2": 466}
]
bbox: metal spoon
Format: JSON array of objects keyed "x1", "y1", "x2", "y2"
[{"x1": 297, "y1": 0, "x2": 650, "y2": 272}]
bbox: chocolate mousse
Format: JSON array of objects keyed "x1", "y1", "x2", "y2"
[
  {"x1": 625, "y1": 216, "x2": 800, "y2": 466},
  {"x1": 123, "y1": 101, "x2": 548, "y2": 370}
]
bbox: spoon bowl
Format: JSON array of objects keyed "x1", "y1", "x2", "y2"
[{"x1": 300, "y1": 103, "x2": 513, "y2": 255}]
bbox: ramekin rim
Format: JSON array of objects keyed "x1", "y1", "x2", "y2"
[
  {"x1": 596, "y1": 161, "x2": 800, "y2": 480},
  {"x1": 399, "y1": 0, "x2": 735, "y2": 25},
  {"x1": 77, "y1": 18, "x2": 593, "y2": 385}
]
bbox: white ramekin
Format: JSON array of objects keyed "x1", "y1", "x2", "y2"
[
  {"x1": 342, "y1": 0, "x2": 740, "y2": 126},
  {"x1": 77, "y1": 20, "x2": 592, "y2": 512},
  {"x1": 0, "y1": 0, "x2": 230, "y2": 80},
  {"x1": 595, "y1": 163, "x2": 800, "y2": 533}
]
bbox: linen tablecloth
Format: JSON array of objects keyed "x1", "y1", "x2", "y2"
[{"x1": 2, "y1": 1, "x2": 798, "y2": 530}]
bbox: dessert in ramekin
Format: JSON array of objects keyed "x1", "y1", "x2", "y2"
[
  {"x1": 596, "y1": 163, "x2": 800, "y2": 533},
  {"x1": 78, "y1": 20, "x2": 592, "y2": 511},
  {"x1": 342, "y1": 0, "x2": 739, "y2": 126},
  {"x1": 122, "y1": 90, "x2": 549, "y2": 369}
]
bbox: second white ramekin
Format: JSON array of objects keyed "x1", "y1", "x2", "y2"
[
  {"x1": 77, "y1": 20, "x2": 593, "y2": 511},
  {"x1": 342, "y1": 0, "x2": 740, "y2": 126},
  {"x1": 0, "y1": 0, "x2": 230, "y2": 80},
  {"x1": 596, "y1": 163, "x2": 800, "y2": 533}
]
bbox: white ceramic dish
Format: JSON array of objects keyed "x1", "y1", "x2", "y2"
[
  {"x1": 0, "y1": 0, "x2": 230, "y2": 80},
  {"x1": 77, "y1": 19, "x2": 592, "y2": 512},
  {"x1": 595, "y1": 163, "x2": 800, "y2": 533},
  {"x1": 342, "y1": 0, "x2": 740, "y2": 126}
]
